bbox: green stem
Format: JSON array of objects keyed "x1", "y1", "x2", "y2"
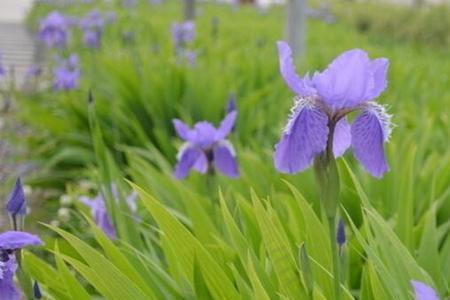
[{"x1": 328, "y1": 216, "x2": 341, "y2": 300}]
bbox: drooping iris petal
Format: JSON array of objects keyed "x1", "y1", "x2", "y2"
[
  {"x1": 277, "y1": 41, "x2": 316, "y2": 96},
  {"x1": 174, "y1": 147, "x2": 204, "y2": 179},
  {"x1": 351, "y1": 105, "x2": 391, "y2": 178},
  {"x1": 6, "y1": 178, "x2": 27, "y2": 217},
  {"x1": 313, "y1": 49, "x2": 373, "y2": 110},
  {"x1": 173, "y1": 119, "x2": 192, "y2": 141},
  {"x1": 333, "y1": 117, "x2": 351, "y2": 157},
  {"x1": 213, "y1": 142, "x2": 239, "y2": 178},
  {"x1": 0, "y1": 231, "x2": 42, "y2": 250},
  {"x1": 274, "y1": 100, "x2": 329, "y2": 173},
  {"x1": 411, "y1": 281, "x2": 439, "y2": 300},
  {"x1": 216, "y1": 111, "x2": 237, "y2": 140},
  {"x1": 0, "y1": 259, "x2": 21, "y2": 300}
]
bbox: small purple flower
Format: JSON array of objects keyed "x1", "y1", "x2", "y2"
[
  {"x1": 411, "y1": 281, "x2": 439, "y2": 300},
  {"x1": 336, "y1": 219, "x2": 345, "y2": 248},
  {"x1": 171, "y1": 21, "x2": 195, "y2": 49},
  {"x1": 53, "y1": 54, "x2": 80, "y2": 91},
  {"x1": 274, "y1": 41, "x2": 392, "y2": 178},
  {"x1": 105, "y1": 11, "x2": 117, "y2": 24},
  {"x1": 38, "y1": 11, "x2": 69, "y2": 48},
  {"x1": 123, "y1": 0, "x2": 137, "y2": 8},
  {"x1": 83, "y1": 30, "x2": 102, "y2": 48},
  {"x1": 80, "y1": 10, "x2": 104, "y2": 31},
  {"x1": 0, "y1": 53, "x2": 5, "y2": 77},
  {"x1": 5, "y1": 178, "x2": 27, "y2": 218},
  {"x1": 173, "y1": 111, "x2": 239, "y2": 179},
  {"x1": 79, "y1": 194, "x2": 116, "y2": 239},
  {"x1": 0, "y1": 231, "x2": 42, "y2": 300},
  {"x1": 25, "y1": 65, "x2": 42, "y2": 78}
]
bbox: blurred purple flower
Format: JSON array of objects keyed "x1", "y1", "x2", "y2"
[
  {"x1": 5, "y1": 178, "x2": 26, "y2": 218},
  {"x1": 80, "y1": 194, "x2": 116, "y2": 239},
  {"x1": 123, "y1": 0, "x2": 137, "y2": 8},
  {"x1": 274, "y1": 41, "x2": 392, "y2": 178},
  {"x1": 80, "y1": 10, "x2": 104, "y2": 31},
  {"x1": 38, "y1": 11, "x2": 69, "y2": 48},
  {"x1": 0, "y1": 231, "x2": 42, "y2": 300},
  {"x1": 83, "y1": 30, "x2": 101, "y2": 48},
  {"x1": 411, "y1": 281, "x2": 439, "y2": 300},
  {"x1": 0, "y1": 53, "x2": 5, "y2": 77},
  {"x1": 25, "y1": 65, "x2": 42, "y2": 78},
  {"x1": 173, "y1": 111, "x2": 239, "y2": 179},
  {"x1": 53, "y1": 54, "x2": 80, "y2": 91},
  {"x1": 171, "y1": 21, "x2": 195, "y2": 49},
  {"x1": 184, "y1": 50, "x2": 197, "y2": 66},
  {"x1": 105, "y1": 11, "x2": 117, "y2": 24}
]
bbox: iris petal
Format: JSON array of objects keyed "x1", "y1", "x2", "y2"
[
  {"x1": 333, "y1": 117, "x2": 351, "y2": 157},
  {"x1": 0, "y1": 231, "x2": 42, "y2": 250},
  {"x1": 411, "y1": 280, "x2": 439, "y2": 300},
  {"x1": 174, "y1": 146, "x2": 203, "y2": 179},
  {"x1": 351, "y1": 104, "x2": 391, "y2": 178},
  {"x1": 213, "y1": 142, "x2": 239, "y2": 178},
  {"x1": 216, "y1": 111, "x2": 237, "y2": 140},
  {"x1": 173, "y1": 119, "x2": 192, "y2": 141},
  {"x1": 274, "y1": 101, "x2": 329, "y2": 173},
  {"x1": 277, "y1": 41, "x2": 316, "y2": 96}
]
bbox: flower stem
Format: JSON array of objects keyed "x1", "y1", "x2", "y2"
[{"x1": 328, "y1": 216, "x2": 341, "y2": 300}]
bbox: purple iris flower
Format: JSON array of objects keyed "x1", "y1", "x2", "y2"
[
  {"x1": 79, "y1": 194, "x2": 116, "y2": 239},
  {"x1": 6, "y1": 178, "x2": 27, "y2": 218},
  {"x1": 411, "y1": 281, "x2": 439, "y2": 300},
  {"x1": 0, "y1": 53, "x2": 5, "y2": 77},
  {"x1": 274, "y1": 41, "x2": 392, "y2": 178},
  {"x1": 0, "y1": 231, "x2": 42, "y2": 300},
  {"x1": 53, "y1": 54, "x2": 80, "y2": 91},
  {"x1": 173, "y1": 111, "x2": 239, "y2": 179},
  {"x1": 171, "y1": 21, "x2": 195, "y2": 49},
  {"x1": 38, "y1": 11, "x2": 68, "y2": 48},
  {"x1": 80, "y1": 10, "x2": 104, "y2": 48}
]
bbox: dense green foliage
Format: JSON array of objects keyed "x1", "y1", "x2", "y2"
[{"x1": 9, "y1": 0, "x2": 450, "y2": 299}]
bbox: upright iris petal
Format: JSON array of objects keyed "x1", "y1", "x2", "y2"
[
  {"x1": 411, "y1": 281, "x2": 439, "y2": 300},
  {"x1": 6, "y1": 178, "x2": 27, "y2": 217},
  {"x1": 274, "y1": 41, "x2": 391, "y2": 178},
  {"x1": 173, "y1": 112, "x2": 239, "y2": 179}
]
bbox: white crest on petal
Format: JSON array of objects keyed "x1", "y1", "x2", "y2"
[
  {"x1": 217, "y1": 140, "x2": 236, "y2": 156},
  {"x1": 283, "y1": 96, "x2": 318, "y2": 134},
  {"x1": 176, "y1": 142, "x2": 192, "y2": 160},
  {"x1": 365, "y1": 102, "x2": 393, "y2": 142}
]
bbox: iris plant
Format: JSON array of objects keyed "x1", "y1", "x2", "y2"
[
  {"x1": 0, "y1": 231, "x2": 42, "y2": 300},
  {"x1": 274, "y1": 41, "x2": 391, "y2": 300},
  {"x1": 173, "y1": 111, "x2": 239, "y2": 179}
]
